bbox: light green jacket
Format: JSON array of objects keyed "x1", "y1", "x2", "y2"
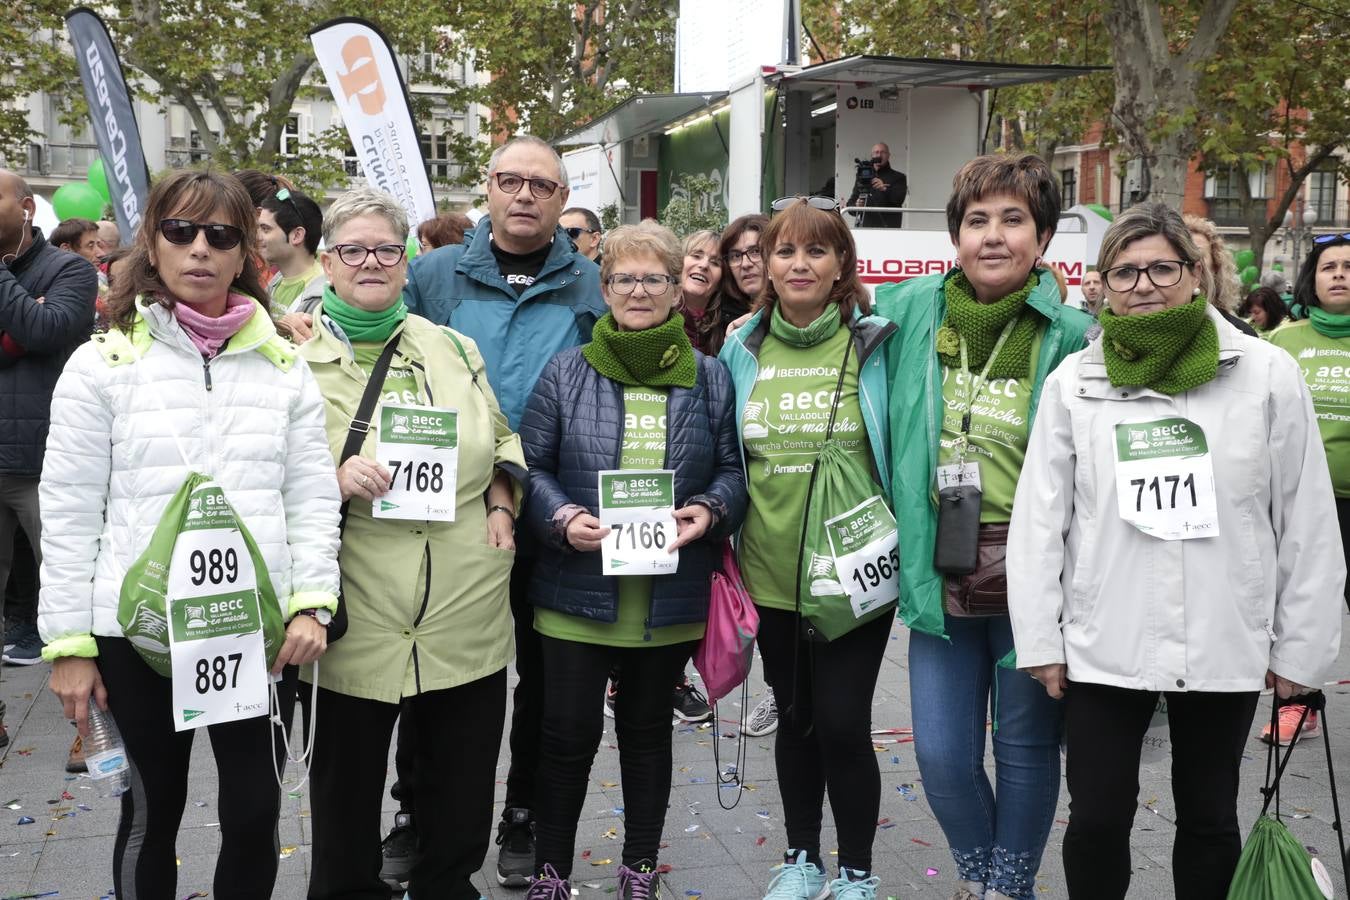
[{"x1": 300, "y1": 309, "x2": 527, "y2": 702}]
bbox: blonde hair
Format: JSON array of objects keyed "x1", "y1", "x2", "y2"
[
  {"x1": 1183, "y1": 214, "x2": 1240, "y2": 312},
  {"x1": 600, "y1": 220, "x2": 682, "y2": 281},
  {"x1": 323, "y1": 187, "x2": 409, "y2": 246},
  {"x1": 1098, "y1": 203, "x2": 1203, "y2": 292}
]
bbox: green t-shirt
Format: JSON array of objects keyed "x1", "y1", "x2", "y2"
[
  {"x1": 535, "y1": 386, "x2": 705, "y2": 647},
  {"x1": 740, "y1": 325, "x2": 870, "y2": 611},
  {"x1": 936, "y1": 331, "x2": 1041, "y2": 523},
  {"x1": 353, "y1": 342, "x2": 421, "y2": 406},
  {"x1": 271, "y1": 261, "x2": 323, "y2": 312},
  {"x1": 1269, "y1": 320, "x2": 1350, "y2": 496}
]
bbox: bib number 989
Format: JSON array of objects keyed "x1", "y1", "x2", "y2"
[
  {"x1": 195, "y1": 652, "x2": 243, "y2": 694},
  {"x1": 189, "y1": 548, "x2": 238, "y2": 587},
  {"x1": 851, "y1": 549, "x2": 899, "y2": 592}
]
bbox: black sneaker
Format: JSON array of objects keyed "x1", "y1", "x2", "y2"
[
  {"x1": 2, "y1": 623, "x2": 42, "y2": 666},
  {"x1": 380, "y1": 811, "x2": 417, "y2": 887},
  {"x1": 496, "y1": 807, "x2": 534, "y2": 888},
  {"x1": 672, "y1": 680, "x2": 712, "y2": 723}
]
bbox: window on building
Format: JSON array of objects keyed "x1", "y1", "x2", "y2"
[
  {"x1": 279, "y1": 115, "x2": 302, "y2": 158},
  {"x1": 343, "y1": 138, "x2": 361, "y2": 178},
  {"x1": 1203, "y1": 166, "x2": 1269, "y2": 227},
  {"x1": 420, "y1": 118, "x2": 465, "y2": 179},
  {"x1": 1309, "y1": 161, "x2": 1340, "y2": 226},
  {"x1": 1060, "y1": 167, "x2": 1077, "y2": 208}
]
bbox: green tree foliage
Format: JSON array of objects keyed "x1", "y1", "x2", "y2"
[{"x1": 660, "y1": 173, "x2": 727, "y2": 237}]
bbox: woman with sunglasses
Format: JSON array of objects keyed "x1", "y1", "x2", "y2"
[
  {"x1": 39, "y1": 169, "x2": 340, "y2": 899},
  {"x1": 720, "y1": 198, "x2": 895, "y2": 900},
  {"x1": 519, "y1": 220, "x2": 745, "y2": 899},
  {"x1": 296, "y1": 188, "x2": 525, "y2": 900},
  {"x1": 1261, "y1": 231, "x2": 1350, "y2": 746},
  {"x1": 873, "y1": 154, "x2": 1092, "y2": 900},
  {"x1": 718, "y1": 213, "x2": 770, "y2": 323},
  {"x1": 1008, "y1": 204, "x2": 1342, "y2": 900}
]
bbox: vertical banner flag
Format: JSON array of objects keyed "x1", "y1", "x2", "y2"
[
  {"x1": 309, "y1": 18, "x2": 436, "y2": 230},
  {"x1": 64, "y1": 8, "x2": 151, "y2": 240}
]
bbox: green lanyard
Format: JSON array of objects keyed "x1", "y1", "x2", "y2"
[{"x1": 952, "y1": 317, "x2": 1018, "y2": 464}]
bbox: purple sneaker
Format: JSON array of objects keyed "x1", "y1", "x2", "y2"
[
  {"x1": 527, "y1": 864, "x2": 572, "y2": 899},
  {"x1": 618, "y1": 859, "x2": 662, "y2": 899}
]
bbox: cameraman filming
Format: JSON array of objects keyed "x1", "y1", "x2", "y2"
[{"x1": 845, "y1": 142, "x2": 907, "y2": 228}]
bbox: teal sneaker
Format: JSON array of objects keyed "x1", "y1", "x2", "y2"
[
  {"x1": 763, "y1": 850, "x2": 829, "y2": 900},
  {"x1": 829, "y1": 868, "x2": 880, "y2": 899}
]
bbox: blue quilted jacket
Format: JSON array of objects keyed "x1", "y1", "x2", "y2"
[{"x1": 519, "y1": 347, "x2": 747, "y2": 627}]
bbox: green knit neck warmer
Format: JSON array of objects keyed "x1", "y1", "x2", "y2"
[
  {"x1": 769, "y1": 303, "x2": 842, "y2": 348},
  {"x1": 1310, "y1": 307, "x2": 1350, "y2": 338},
  {"x1": 1098, "y1": 293, "x2": 1219, "y2": 394},
  {"x1": 582, "y1": 311, "x2": 697, "y2": 388},
  {"x1": 936, "y1": 271, "x2": 1037, "y2": 379},
  {"x1": 321, "y1": 286, "x2": 407, "y2": 343}
]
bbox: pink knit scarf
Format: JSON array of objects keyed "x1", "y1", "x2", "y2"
[{"x1": 172, "y1": 292, "x2": 256, "y2": 359}]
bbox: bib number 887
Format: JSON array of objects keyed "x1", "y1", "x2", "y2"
[
  {"x1": 389, "y1": 460, "x2": 445, "y2": 493},
  {"x1": 851, "y1": 549, "x2": 899, "y2": 592},
  {"x1": 195, "y1": 653, "x2": 243, "y2": 694}
]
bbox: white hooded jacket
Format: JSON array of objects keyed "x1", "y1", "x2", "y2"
[
  {"x1": 1008, "y1": 307, "x2": 1343, "y2": 692},
  {"x1": 38, "y1": 299, "x2": 340, "y2": 655}
]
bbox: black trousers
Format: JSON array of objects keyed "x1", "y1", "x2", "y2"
[
  {"x1": 96, "y1": 636, "x2": 297, "y2": 900},
  {"x1": 534, "y1": 634, "x2": 696, "y2": 877},
  {"x1": 1337, "y1": 497, "x2": 1350, "y2": 611},
  {"x1": 505, "y1": 554, "x2": 544, "y2": 811},
  {"x1": 306, "y1": 670, "x2": 506, "y2": 900},
  {"x1": 755, "y1": 606, "x2": 892, "y2": 872},
  {"x1": 1062, "y1": 681, "x2": 1259, "y2": 900}
]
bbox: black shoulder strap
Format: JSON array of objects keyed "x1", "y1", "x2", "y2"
[{"x1": 340, "y1": 332, "x2": 402, "y2": 465}]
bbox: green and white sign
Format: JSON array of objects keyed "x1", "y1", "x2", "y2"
[
  {"x1": 824, "y1": 495, "x2": 900, "y2": 618},
  {"x1": 598, "y1": 469, "x2": 678, "y2": 576},
  {"x1": 166, "y1": 485, "x2": 268, "y2": 731},
  {"x1": 1113, "y1": 417, "x2": 1219, "y2": 541},
  {"x1": 374, "y1": 403, "x2": 459, "y2": 522}
]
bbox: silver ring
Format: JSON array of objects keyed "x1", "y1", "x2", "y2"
[{"x1": 361, "y1": 475, "x2": 370, "y2": 488}]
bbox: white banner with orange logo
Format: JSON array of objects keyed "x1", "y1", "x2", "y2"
[{"x1": 310, "y1": 18, "x2": 437, "y2": 231}]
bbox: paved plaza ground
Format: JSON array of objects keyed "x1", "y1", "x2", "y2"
[{"x1": 2, "y1": 617, "x2": 1347, "y2": 899}]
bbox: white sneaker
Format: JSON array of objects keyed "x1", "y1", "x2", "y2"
[{"x1": 744, "y1": 689, "x2": 778, "y2": 737}]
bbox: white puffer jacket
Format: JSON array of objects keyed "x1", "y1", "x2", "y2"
[{"x1": 38, "y1": 299, "x2": 341, "y2": 656}]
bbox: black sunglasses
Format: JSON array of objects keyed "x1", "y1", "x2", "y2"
[
  {"x1": 1313, "y1": 233, "x2": 1350, "y2": 245},
  {"x1": 565, "y1": 226, "x2": 598, "y2": 240},
  {"x1": 159, "y1": 219, "x2": 244, "y2": 251}
]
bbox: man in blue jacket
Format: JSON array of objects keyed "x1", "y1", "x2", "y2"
[
  {"x1": 396, "y1": 135, "x2": 604, "y2": 888},
  {"x1": 0, "y1": 169, "x2": 98, "y2": 744}
]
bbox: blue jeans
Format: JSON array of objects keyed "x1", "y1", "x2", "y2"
[{"x1": 909, "y1": 614, "x2": 1062, "y2": 899}]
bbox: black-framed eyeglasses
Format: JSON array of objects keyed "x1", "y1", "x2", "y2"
[
  {"x1": 332, "y1": 243, "x2": 407, "y2": 268},
  {"x1": 771, "y1": 196, "x2": 839, "y2": 213},
  {"x1": 565, "y1": 226, "x2": 598, "y2": 240},
  {"x1": 1313, "y1": 233, "x2": 1350, "y2": 245},
  {"x1": 725, "y1": 246, "x2": 763, "y2": 266},
  {"x1": 1102, "y1": 259, "x2": 1191, "y2": 292},
  {"x1": 159, "y1": 219, "x2": 244, "y2": 251},
  {"x1": 604, "y1": 273, "x2": 676, "y2": 296},
  {"x1": 492, "y1": 171, "x2": 562, "y2": 200}
]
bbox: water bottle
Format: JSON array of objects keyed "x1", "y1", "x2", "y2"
[{"x1": 85, "y1": 701, "x2": 130, "y2": 798}]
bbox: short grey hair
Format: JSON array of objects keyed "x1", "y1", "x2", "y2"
[
  {"x1": 1098, "y1": 202, "x2": 1205, "y2": 294},
  {"x1": 322, "y1": 187, "x2": 408, "y2": 247},
  {"x1": 487, "y1": 135, "x2": 568, "y2": 187}
]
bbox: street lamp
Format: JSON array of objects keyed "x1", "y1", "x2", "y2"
[{"x1": 1284, "y1": 201, "x2": 1319, "y2": 284}]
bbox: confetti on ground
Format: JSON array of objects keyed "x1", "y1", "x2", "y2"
[
  {"x1": 600, "y1": 781, "x2": 619, "y2": 788},
  {"x1": 756, "y1": 836, "x2": 767, "y2": 846},
  {"x1": 910, "y1": 838, "x2": 930, "y2": 847},
  {"x1": 60, "y1": 791, "x2": 73, "y2": 800},
  {"x1": 278, "y1": 846, "x2": 297, "y2": 859},
  {"x1": 16, "y1": 816, "x2": 35, "y2": 825},
  {"x1": 589, "y1": 857, "x2": 613, "y2": 866},
  {"x1": 926, "y1": 867, "x2": 940, "y2": 877},
  {"x1": 182, "y1": 893, "x2": 209, "y2": 899},
  {"x1": 685, "y1": 824, "x2": 699, "y2": 833},
  {"x1": 581, "y1": 849, "x2": 592, "y2": 860}
]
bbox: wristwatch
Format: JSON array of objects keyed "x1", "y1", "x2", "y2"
[{"x1": 298, "y1": 607, "x2": 333, "y2": 627}]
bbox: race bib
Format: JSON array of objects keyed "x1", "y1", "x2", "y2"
[
  {"x1": 1114, "y1": 417, "x2": 1219, "y2": 541},
  {"x1": 373, "y1": 403, "x2": 459, "y2": 522},
  {"x1": 825, "y1": 495, "x2": 901, "y2": 618},
  {"x1": 598, "y1": 469, "x2": 679, "y2": 576},
  {"x1": 165, "y1": 491, "x2": 269, "y2": 731}
]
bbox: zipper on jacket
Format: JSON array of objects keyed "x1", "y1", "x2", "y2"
[
  {"x1": 643, "y1": 616, "x2": 652, "y2": 642},
  {"x1": 202, "y1": 356, "x2": 213, "y2": 391}
]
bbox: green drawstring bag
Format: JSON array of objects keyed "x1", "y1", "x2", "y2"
[
  {"x1": 1225, "y1": 817, "x2": 1329, "y2": 900},
  {"x1": 795, "y1": 338, "x2": 900, "y2": 642},
  {"x1": 118, "y1": 472, "x2": 286, "y2": 676}
]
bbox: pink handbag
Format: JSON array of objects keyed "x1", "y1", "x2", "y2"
[{"x1": 694, "y1": 542, "x2": 759, "y2": 704}]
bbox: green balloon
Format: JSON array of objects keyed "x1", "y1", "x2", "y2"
[
  {"x1": 1272, "y1": 262, "x2": 1284, "y2": 271},
  {"x1": 1240, "y1": 265, "x2": 1259, "y2": 286},
  {"x1": 87, "y1": 158, "x2": 111, "y2": 204},
  {"x1": 52, "y1": 182, "x2": 106, "y2": 222},
  {"x1": 406, "y1": 234, "x2": 418, "y2": 260},
  {"x1": 1084, "y1": 203, "x2": 1114, "y2": 222},
  {"x1": 1234, "y1": 249, "x2": 1255, "y2": 271}
]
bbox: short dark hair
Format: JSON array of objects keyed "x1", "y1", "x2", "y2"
[
  {"x1": 718, "y1": 213, "x2": 770, "y2": 309},
  {"x1": 418, "y1": 212, "x2": 473, "y2": 250},
  {"x1": 50, "y1": 217, "x2": 98, "y2": 250},
  {"x1": 946, "y1": 153, "x2": 1061, "y2": 246},
  {"x1": 1297, "y1": 234, "x2": 1350, "y2": 311},
  {"x1": 562, "y1": 207, "x2": 601, "y2": 233},
  {"x1": 260, "y1": 188, "x2": 322, "y2": 256},
  {"x1": 1239, "y1": 287, "x2": 1289, "y2": 329}
]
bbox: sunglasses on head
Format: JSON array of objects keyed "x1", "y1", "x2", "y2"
[
  {"x1": 1313, "y1": 233, "x2": 1350, "y2": 245},
  {"x1": 771, "y1": 196, "x2": 839, "y2": 213},
  {"x1": 159, "y1": 219, "x2": 244, "y2": 251}
]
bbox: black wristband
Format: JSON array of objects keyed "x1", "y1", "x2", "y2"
[{"x1": 488, "y1": 504, "x2": 515, "y2": 520}]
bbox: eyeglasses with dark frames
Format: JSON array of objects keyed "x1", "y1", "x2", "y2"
[
  {"x1": 332, "y1": 243, "x2": 407, "y2": 268},
  {"x1": 724, "y1": 246, "x2": 763, "y2": 266},
  {"x1": 604, "y1": 273, "x2": 676, "y2": 296},
  {"x1": 158, "y1": 219, "x2": 245, "y2": 251},
  {"x1": 492, "y1": 172, "x2": 562, "y2": 200},
  {"x1": 1102, "y1": 259, "x2": 1191, "y2": 293}
]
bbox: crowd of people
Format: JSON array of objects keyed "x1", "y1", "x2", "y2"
[{"x1": 0, "y1": 135, "x2": 1345, "y2": 900}]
